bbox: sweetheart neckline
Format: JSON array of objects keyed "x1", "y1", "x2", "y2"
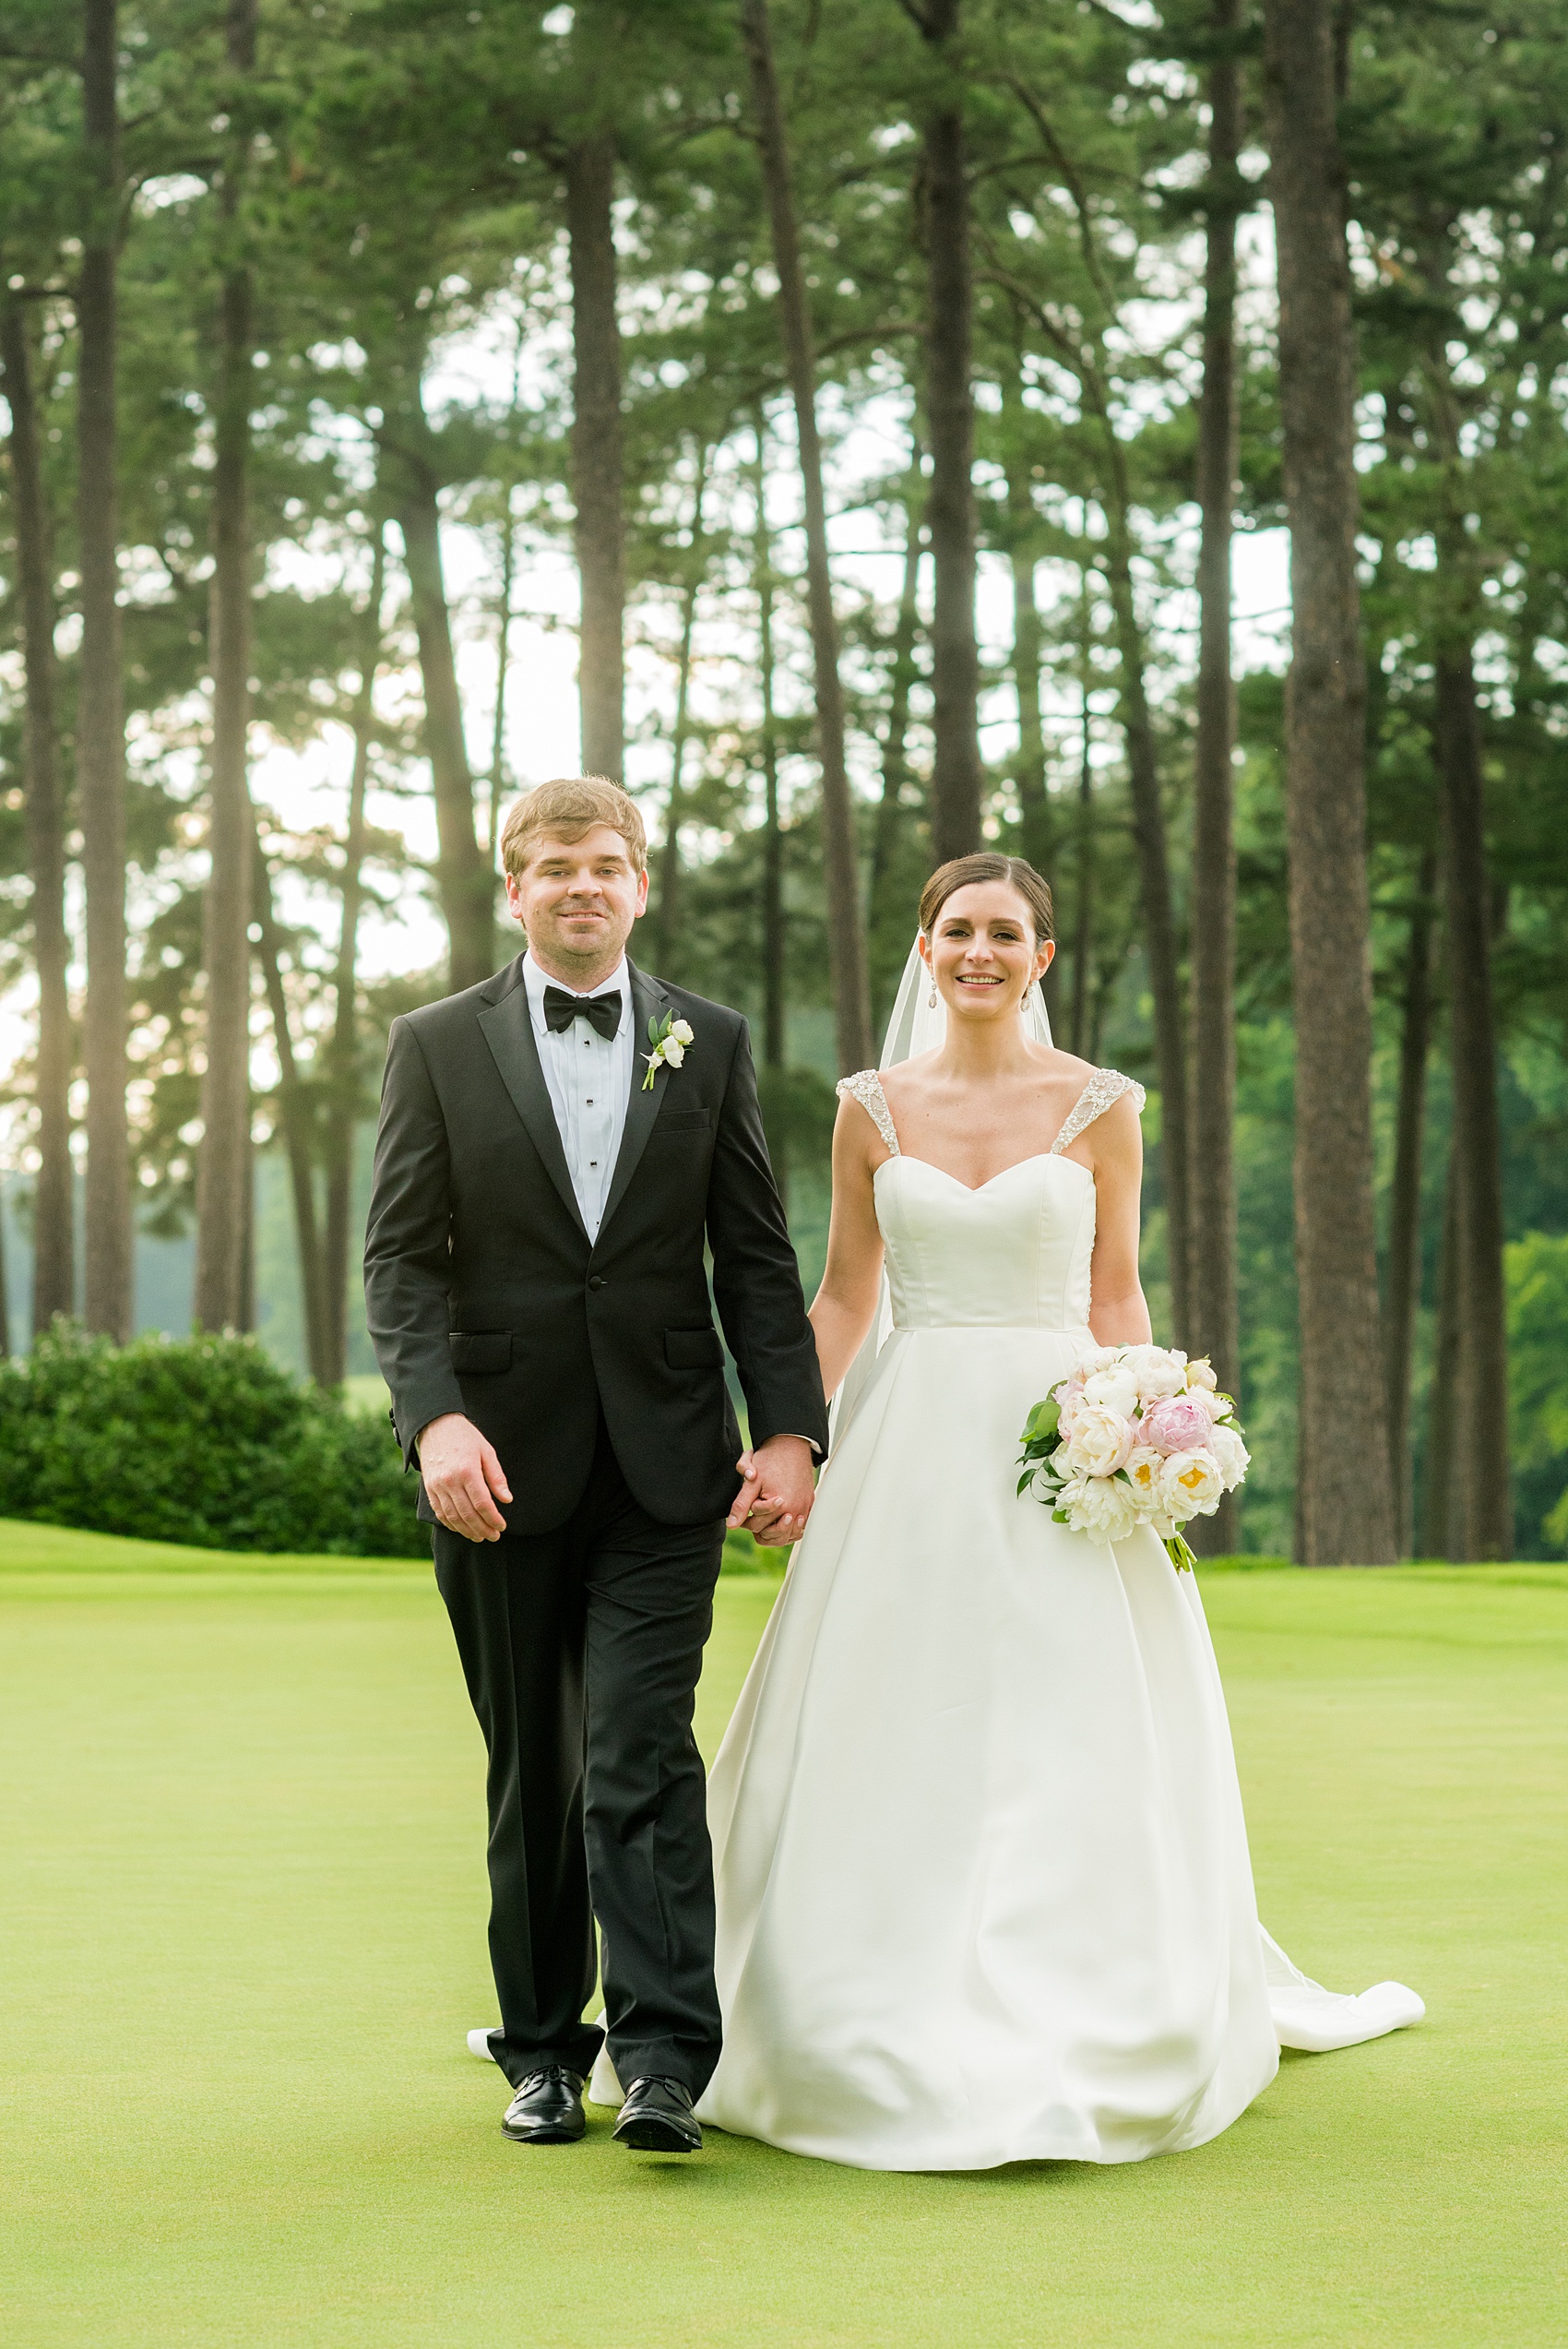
[{"x1": 873, "y1": 1150, "x2": 1094, "y2": 1196}]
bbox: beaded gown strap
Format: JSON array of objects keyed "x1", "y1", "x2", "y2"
[
  {"x1": 837, "y1": 1069, "x2": 900, "y2": 1157},
  {"x1": 1050, "y1": 1068, "x2": 1147, "y2": 1157}
]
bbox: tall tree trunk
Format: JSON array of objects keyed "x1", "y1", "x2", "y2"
[
  {"x1": 0, "y1": 1187, "x2": 8, "y2": 1354},
  {"x1": 322, "y1": 530, "x2": 386, "y2": 1388},
  {"x1": 253, "y1": 824, "x2": 330, "y2": 1386},
  {"x1": 77, "y1": 0, "x2": 131, "y2": 1339},
  {"x1": 1420, "y1": 1150, "x2": 1461, "y2": 1559},
  {"x1": 1069, "y1": 581, "x2": 1096, "y2": 1060},
  {"x1": 391, "y1": 405, "x2": 493, "y2": 993},
  {"x1": 1188, "y1": 0, "x2": 1241, "y2": 1548},
  {"x1": 753, "y1": 425, "x2": 786, "y2": 1077},
  {"x1": 655, "y1": 448, "x2": 708, "y2": 977},
  {"x1": 1383, "y1": 851, "x2": 1436, "y2": 1555},
  {"x1": 564, "y1": 127, "x2": 625, "y2": 781},
  {"x1": 1262, "y1": 0, "x2": 1397, "y2": 1564},
  {"x1": 1436, "y1": 651, "x2": 1511, "y2": 1558},
  {"x1": 739, "y1": 0, "x2": 873, "y2": 1072},
  {"x1": 237, "y1": 1127, "x2": 255, "y2": 1333},
  {"x1": 1003, "y1": 357, "x2": 1047, "y2": 870},
  {"x1": 869, "y1": 447, "x2": 924, "y2": 1030},
  {"x1": 753, "y1": 426, "x2": 790, "y2": 1201},
  {"x1": 488, "y1": 487, "x2": 517, "y2": 857},
  {"x1": 997, "y1": 116, "x2": 1183, "y2": 1221},
  {"x1": 1004, "y1": 469, "x2": 1059, "y2": 1035},
  {"x1": 1099, "y1": 483, "x2": 1192, "y2": 1345},
  {"x1": 195, "y1": 0, "x2": 259, "y2": 1332},
  {"x1": 0, "y1": 299, "x2": 74, "y2": 1336},
  {"x1": 917, "y1": 0, "x2": 981, "y2": 864},
  {"x1": 1009, "y1": 529, "x2": 1044, "y2": 838}
]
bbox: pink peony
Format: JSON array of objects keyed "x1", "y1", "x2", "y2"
[
  {"x1": 1140, "y1": 1394, "x2": 1216, "y2": 1457},
  {"x1": 1054, "y1": 1381, "x2": 1087, "y2": 1438}
]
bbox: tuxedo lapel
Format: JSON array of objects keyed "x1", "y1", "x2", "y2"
[
  {"x1": 599, "y1": 961, "x2": 671, "y2": 1240},
  {"x1": 477, "y1": 962, "x2": 590, "y2": 1243}
]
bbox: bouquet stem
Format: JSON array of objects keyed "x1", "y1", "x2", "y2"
[{"x1": 1163, "y1": 1532, "x2": 1197, "y2": 1575}]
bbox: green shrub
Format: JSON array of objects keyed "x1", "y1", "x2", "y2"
[
  {"x1": 0, "y1": 1325, "x2": 424, "y2": 1556},
  {"x1": 1507, "y1": 1232, "x2": 1568, "y2": 1557}
]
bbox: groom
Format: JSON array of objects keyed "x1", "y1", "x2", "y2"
[{"x1": 364, "y1": 776, "x2": 826, "y2": 2154}]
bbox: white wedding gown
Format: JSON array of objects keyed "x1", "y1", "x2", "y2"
[{"x1": 587, "y1": 1067, "x2": 1420, "y2": 2170}]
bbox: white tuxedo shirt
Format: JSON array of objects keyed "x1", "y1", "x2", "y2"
[{"x1": 521, "y1": 950, "x2": 633, "y2": 1244}]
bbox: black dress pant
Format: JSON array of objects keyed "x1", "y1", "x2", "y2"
[{"x1": 434, "y1": 1414, "x2": 726, "y2": 2096}]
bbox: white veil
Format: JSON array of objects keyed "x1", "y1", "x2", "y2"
[{"x1": 828, "y1": 937, "x2": 1053, "y2": 1448}]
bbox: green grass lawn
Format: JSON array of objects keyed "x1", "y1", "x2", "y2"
[{"x1": 0, "y1": 1524, "x2": 1562, "y2": 2347}]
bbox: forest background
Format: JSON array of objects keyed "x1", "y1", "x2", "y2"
[{"x1": 1, "y1": 0, "x2": 1566, "y2": 1564}]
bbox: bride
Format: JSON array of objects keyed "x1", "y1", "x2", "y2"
[{"x1": 668, "y1": 853, "x2": 1420, "y2": 2171}]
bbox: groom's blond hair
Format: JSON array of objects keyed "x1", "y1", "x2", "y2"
[{"x1": 500, "y1": 777, "x2": 648, "y2": 877}]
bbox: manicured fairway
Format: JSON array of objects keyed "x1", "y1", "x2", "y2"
[{"x1": 1, "y1": 1527, "x2": 1562, "y2": 2348}]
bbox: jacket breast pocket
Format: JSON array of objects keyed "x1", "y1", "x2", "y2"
[
  {"x1": 654, "y1": 1109, "x2": 712, "y2": 1135},
  {"x1": 449, "y1": 1332, "x2": 513, "y2": 1375},
  {"x1": 664, "y1": 1326, "x2": 725, "y2": 1370}
]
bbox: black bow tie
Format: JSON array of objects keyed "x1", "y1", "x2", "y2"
[{"x1": 542, "y1": 984, "x2": 622, "y2": 1043}]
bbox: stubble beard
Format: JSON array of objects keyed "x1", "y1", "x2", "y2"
[{"x1": 527, "y1": 902, "x2": 635, "y2": 992}]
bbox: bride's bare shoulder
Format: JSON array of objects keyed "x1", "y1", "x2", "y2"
[
  {"x1": 1032, "y1": 1043, "x2": 1099, "y2": 1088},
  {"x1": 874, "y1": 1049, "x2": 943, "y2": 1112}
]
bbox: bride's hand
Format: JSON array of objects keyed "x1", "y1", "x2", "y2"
[{"x1": 729, "y1": 1436, "x2": 816, "y2": 1544}]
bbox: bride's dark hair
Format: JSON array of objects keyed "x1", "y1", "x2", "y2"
[{"x1": 920, "y1": 853, "x2": 1053, "y2": 944}]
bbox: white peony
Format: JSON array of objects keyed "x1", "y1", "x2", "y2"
[
  {"x1": 1123, "y1": 1445, "x2": 1165, "y2": 1510},
  {"x1": 1158, "y1": 1448, "x2": 1224, "y2": 1520},
  {"x1": 670, "y1": 1018, "x2": 695, "y2": 1047},
  {"x1": 1063, "y1": 1404, "x2": 1136, "y2": 1479},
  {"x1": 1074, "y1": 1345, "x2": 1118, "y2": 1378},
  {"x1": 1188, "y1": 1386, "x2": 1231, "y2": 1423},
  {"x1": 1207, "y1": 1421, "x2": 1251, "y2": 1491},
  {"x1": 1082, "y1": 1365, "x2": 1142, "y2": 1420},
  {"x1": 1059, "y1": 1473, "x2": 1141, "y2": 1544},
  {"x1": 1184, "y1": 1355, "x2": 1218, "y2": 1391},
  {"x1": 1117, "y1": 1343, "x2": 1188, "y2": 1402},
  {"x1": 660, "y1": 1037, "x2": 685, "y2": 1067}
]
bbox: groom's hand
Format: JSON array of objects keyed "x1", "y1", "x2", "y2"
[
  {"x1": 418, "y1": 1413, "x2": 514, "y2": 1543},
  {"x1": 729, "y1": 1435, "x2": 815, "y2": 1546}
]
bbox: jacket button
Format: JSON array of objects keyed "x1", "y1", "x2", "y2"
[{"x1": 588, "y1": 1275, "x2": 606, "y2": 1292}]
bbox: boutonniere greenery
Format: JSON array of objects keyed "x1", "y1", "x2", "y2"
[{"x1": 642, "y1": 1011, "x2": 695, "y2": 1091}]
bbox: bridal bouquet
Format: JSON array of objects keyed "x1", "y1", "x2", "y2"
[{"x1": 1016, "y1": 1345, "x2": 1249, "y2": 1571}]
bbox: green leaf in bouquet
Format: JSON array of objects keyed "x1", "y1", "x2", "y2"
[{"x1": 1018, "y1": 1397, "x2": 1061, "y2": 1454}]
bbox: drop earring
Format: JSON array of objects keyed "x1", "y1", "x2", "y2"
[{"x1": 928, "y1": 980, "x2": 937, "y2": 1008}]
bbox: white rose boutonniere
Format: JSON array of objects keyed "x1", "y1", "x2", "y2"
[{"x1": 642, "y1": 1011, "x2": 695, "y2": 1091}]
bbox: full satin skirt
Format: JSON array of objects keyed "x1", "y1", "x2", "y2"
[{"x1": 596, "y1": 1320, "x2": 1418, "y2": 2170}]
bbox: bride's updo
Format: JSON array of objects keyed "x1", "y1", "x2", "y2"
[{"x1": 919, "y1": 853, "x2": 1053, "y2": 944}]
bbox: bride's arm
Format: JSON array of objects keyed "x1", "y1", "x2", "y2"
[
  {"x1": 807, "y1": 1098, "x2": 887, "y2": 1400},
  {"x1": 1086, "y1": 1094, "x2": 1153, "y2": 1346}
]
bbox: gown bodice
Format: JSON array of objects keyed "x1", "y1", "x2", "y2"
[{"x1": 837, "y1": 1067, "x2": 1145, "y2": 1335}]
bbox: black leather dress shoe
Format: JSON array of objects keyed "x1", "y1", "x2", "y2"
[
  {"x1": 501, "y1": 2067, "x2": 587, "y2": 2144},
  {"x1": 612, "y1": 2076, "x2": 702, "y2": 2153}
]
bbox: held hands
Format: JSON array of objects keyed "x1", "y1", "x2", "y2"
[
  {"x1": 728, "y1": 1434, "x2": 816, "y2": 1545},
  {"x1": 418, "y1": 1413, "x2": 513, "y2": 1543}
]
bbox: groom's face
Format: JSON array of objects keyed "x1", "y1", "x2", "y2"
[{"x1": 505, "y1": 824, "x2": 648, "y2": 980}]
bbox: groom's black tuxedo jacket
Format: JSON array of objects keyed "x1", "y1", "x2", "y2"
[{"x1": 363, "y1": 952, "x2": 828, "y2": 1533}]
